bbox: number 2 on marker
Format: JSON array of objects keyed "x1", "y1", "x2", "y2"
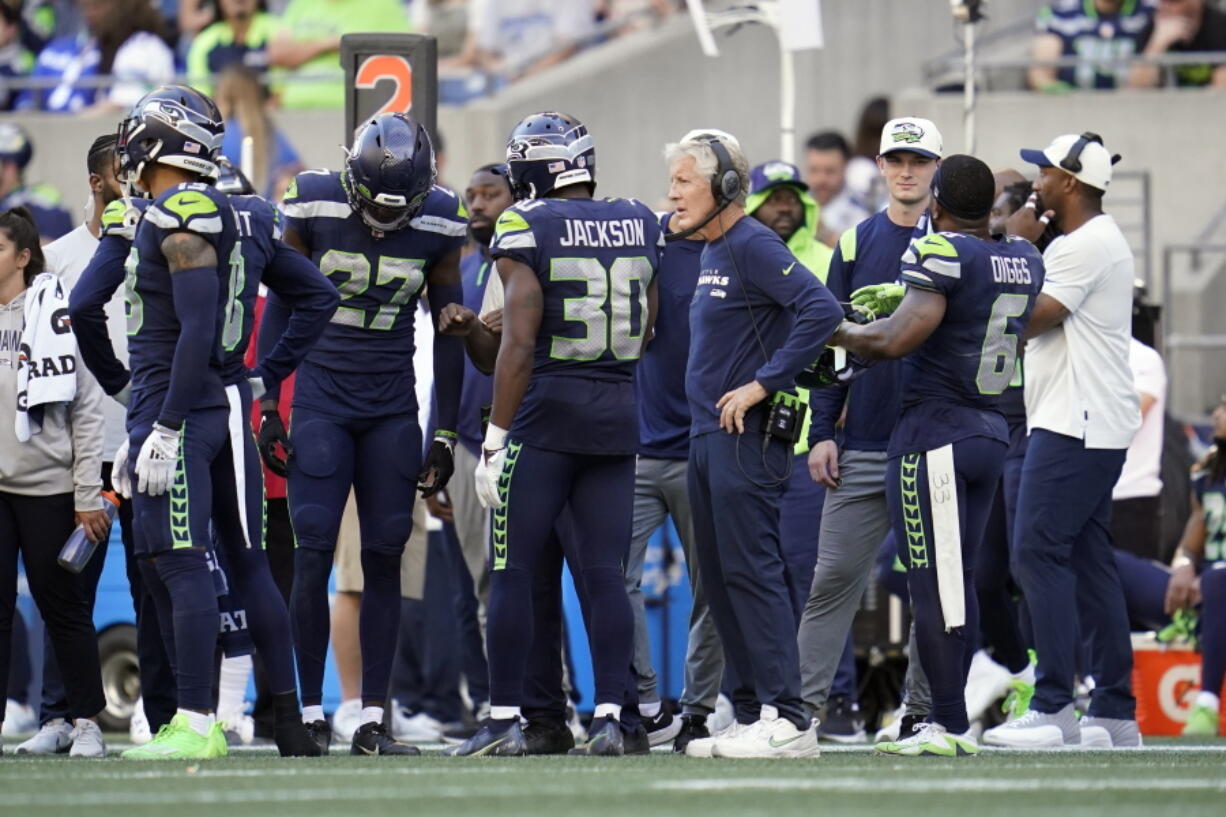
[{"x1": 355, "y1": 55, "x2": 413, "y2": 116}]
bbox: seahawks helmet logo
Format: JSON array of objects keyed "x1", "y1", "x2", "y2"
[{"x1": 891, "y1": 122, "x2": 924, "y2": 144}]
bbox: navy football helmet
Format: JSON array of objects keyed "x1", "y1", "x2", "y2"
[
  {"x1": 504, "y1": 112, "x2": 595, "y2": 200},
  {"x1": 213, "y1": 156, "x2": 256, "y2": 196},
  {"x1": 116, "y1": 85, "x2": 224, "y2": 185},
  {"x1": 342, "y1": 112, "x2": 436, "y2": 235},
  {"x1": 0, "y1": 123, "x2": 33, "y2": 170}
]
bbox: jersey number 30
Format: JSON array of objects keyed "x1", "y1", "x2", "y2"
[{"x1": 549, "y1": 256, "x2": 651, "y2": 361}]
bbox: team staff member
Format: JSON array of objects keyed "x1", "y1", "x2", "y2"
[
  {"x1": 833, "y1": 156, "x2": 1045, "y2": 757},
  {"x1": 0, "y1": 207, "x2": 108, "y2": 757},
  {"x1": 797, "y1": 118, "x2": 943, "y2": 731},
  {"x1": 986, "y1": 132, "x2": 1141, "y2": 749},
  {"x1": 668, "y1": 130, "x2": 843, "y2": 759}
]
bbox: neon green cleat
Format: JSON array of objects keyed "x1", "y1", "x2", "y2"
[
  {"x1": 875, "y1": 723, "x2": 979, "y2": 757},
  {"x1": 1182, "y1": 704, "x2": 1220, "y2": 737},
  {"x1": 121, "y1": 714, "x2": 218, "y2": 760},
  {"x1": 206, "y1": 721, "x2": 230, "y2": 758},
  {"x1": 1002, "y1": 679, "x2": 1035, "y2": 721}
]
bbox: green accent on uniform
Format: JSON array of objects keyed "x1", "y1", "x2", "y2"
[
  {"x1": 915, "y1": 233, "x2": 959, "y2": 259},
  {"x1": 892, "y1": 555, "x2": 906, "y2": 573},
  {"x1": 356, "y1": 183, "x2": 372, "y2": 199},
  {"x1": 164, "y1": 190, "x2": 219, "y2": 222},
  {"x1": 456, "y1": 198, "x2": 469, "y2": 219},
  {"x1": 838, "y1": 226, "x2": 858, "y2": 263},
  {"x1": 434, "y1": 429, "x2": 459, "y2": 441},
  {"x1": 476, "y1": 260, "x2": 490, "y2": 287},
  {"x1": 491, "y1": 440, "x2": 523, "y2": 571},
  {"x1": 121, "y1": 713, "x2": 228, "y2": 760},
  {"x1": 283, "y1": 178, "x2": 299, "y2": 203},
  {"x1": 29, "y1": 183, "x2": 63, "y2": 205},
  {"x1": 101, "y1": 199, "x2": 128, "y2": 229},
  {"x1": 1002, "y1": 679, "x2": 1035, "y2": 721},
  {"x1": 495, "y1": 210, "x2": 530, "y2": 237},
  {"x1": 170, "y1": 422, "x2": 192, "y2": 549},
  {"x1": 900, "y1": 453, "x2": 928, "y2": 569}
]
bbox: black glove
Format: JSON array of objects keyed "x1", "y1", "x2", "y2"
[
  {"x1": 418, "y1": 438, "x2": 456, "y2": 498},
  {"x1": 796, "y1": 346, "x2": 875, "y2": 390},
  {"x1": 257, "y1": 410, "x2": 293, "y2": 478}
]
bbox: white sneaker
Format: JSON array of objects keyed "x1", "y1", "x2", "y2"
[
  {"x1": 712, "y1": 714, "x2": 820, "y2": 759},
  {"x1": 330, "y1": 698, "x2": 362, "y2": 743},
  {"x1": 708, "y1": 693, "x2": 735, "y2": 735},
  {"x1": 965, "y1": 650, "x2": 1013, "y2": 722},
  {"x1": 2, "y1": 699, "x2": 37, "y2": 736},
  {"x1": 15, "y1": 719, "x2": 73, "y2": 754},
  {"x1": 874, "y1": 703, "x2": 907, "y2": 742},
  {"x1": 566, "y1": 704, "x2": 587, "y2": 743},
  {"x1": 129, "y1": 699, "x2": 152, "y2": 745},
  {"x1": 983, "y1": 704, "x2": 1080, "y2": 748},
  {"x1": 219, "y1": 711, "x2": 255, "y2": 746},
  {"x1": 685, "y1": 719, "x2": 750, "y2": 758},
  {"x1": 392, "y1": 708, "x2": 444, "y2": 743},
  {"x1": 68, "y1": 720, "x2": 107, "y2": 758}
]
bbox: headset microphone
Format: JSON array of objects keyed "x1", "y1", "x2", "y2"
[{"x1": 665, "y1": 134, "x2": 743, "y2": 242}]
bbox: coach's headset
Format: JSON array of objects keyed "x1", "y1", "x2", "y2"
[
  {"x1": 1059, "y1": 131, "x2": 1122, "y2": 176},
  {"x1": 664, "y1": 133, "x2": 741, "y2": 243}
]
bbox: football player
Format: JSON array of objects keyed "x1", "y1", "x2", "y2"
[
  {"x1": 452, "y1": 112, "x2": 661, "y2": 757},
  {"x1": 272, "y1": 112, "x2": 465, "y2": 756},
  {"x1": 829, "y1": 155, "x2": 1045, "y2": 757}
]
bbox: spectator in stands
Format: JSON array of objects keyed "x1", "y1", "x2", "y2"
[
  {"x1": 178, "y1": 0, "x2": 218, "y2": 42},
  {"x1": 802, "y1": 131, "x2": 871, "y2": 247},
  {"x1": 595, "y1": 0, "x2": 678, "y2": 36},
  {"x1": 1128, "y1": 0, "x2": 1226, "y2": 88},
  {"x1": 269, "y1": 0, "x2": 409, "y2": 109},
  {"x1": 452, "y1": 0, "x2": 597, "y2": 82},
  {"x1": 187, "y1": 0, "x2": 278, "y2": 90},
  {"x1": 0, "y1": 2, "x2": 34, "y2": 111},
  {"x1": 215, "y1": 66, "x2": 302, "y2": 199},
  {"x1": 15, "y1": 0, "x2": 174, "y2": 114},
  {"x1": 0, "y1": 123, "x2": 72, "y2": 242},
  {"x1": 1029, "y1": 0, "x2": 1155, "y2": 92}
]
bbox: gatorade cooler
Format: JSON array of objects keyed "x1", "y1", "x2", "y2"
[{"x1": 1131, "y1": 633, "x2": 1223, "y2": 735}]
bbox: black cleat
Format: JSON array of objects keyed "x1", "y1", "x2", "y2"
[
  {"x1": 275, "y1": 719, "x2": 324, "y2": 757},
  {"x1": 819, "y1": 696, "x2": 867, "y2": 743},
  {"x1": 445, "y1": 718, "x2": 527, "y2": 757},
  {"x1": 622, "y1": 722, "x2": 650, "y2": 755},
  {"x1": 522, "y1": 720, "x2": 575, "y2": 755},
  {"x1": 441, "y1": 722, "x2": 480, "y2": 745},
  {"x1": 568, "y1": 715, "x2": 624, "y2": 756},
  {"x1": 350, "y1": 721, "x2": 421, "y2": 756},
  {"x1": 898, "y1": 713, "x2": 927, "y2": 740},
  {"x1": 642, "y1": 705, "x2": 682, "y2": 747},
  {"x1": 672, "y1": 714, "x2": 709, "y2": 754},
  {"x1": 303, "y1": 719, "x2": 332, "y2": 756}
]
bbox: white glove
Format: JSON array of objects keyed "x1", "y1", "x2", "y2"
[
  {"x1": 248, "y1": 374, "x2": 267, "y2": 401},
  {"x1": 474, "y1": 424, "x2": 509, "y2": 509},
  {"x1": 111, "y1": 437, "x2": 132, "y2": 499},
  {"x1": 135, "y1": 422, "x2": 181, "y2": 496}
]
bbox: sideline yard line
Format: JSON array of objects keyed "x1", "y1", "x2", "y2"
[{"x1": 653, "y1": 777, "x2": 1226, "y2": 793}]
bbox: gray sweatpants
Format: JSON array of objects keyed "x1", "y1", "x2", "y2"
[
  {"x1": 796, "y1": 448, "x2": 930, "y2": 717},
  {"x1": 625, "y1": 456, "x2": 724, "y2": 715},
  {"x1": 450, "y1": 444, "x2": 490, "y2": 634}
]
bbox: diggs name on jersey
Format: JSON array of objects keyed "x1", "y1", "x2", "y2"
[{"x1": 990, "y1": 254, "x2": 1034, "y2": 285}]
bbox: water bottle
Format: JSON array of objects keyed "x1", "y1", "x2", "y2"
[{"x1": 58, "y1": 491, "x2": 120, "y2": 574}]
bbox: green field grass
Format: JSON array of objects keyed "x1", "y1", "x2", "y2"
[{"x1": 3, "y1": 740, "x2": 1226, "y2": 817}]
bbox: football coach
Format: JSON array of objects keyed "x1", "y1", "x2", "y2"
[{"x1": 665, "y1": 128, "x2": 843, "y2": 759}]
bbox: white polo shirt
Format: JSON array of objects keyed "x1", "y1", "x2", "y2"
[{"x1": 1024, "y1": 214, "x2": 1140, "y2": 450}]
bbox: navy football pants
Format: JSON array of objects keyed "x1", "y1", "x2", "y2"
[
  {"x1": 1015, "y1": 429, "x2": 1133, "y2": 721},
  {"x1": 887, "y1": 436, "x2": 1004, "y2": 734},
  {"x1": 288, "y1": 406, "x2": 422, "y2": 708},
  {"x1": 486, "y1": 442, "x2": 634, "y2": 710},
  {"x1": 688, "y1": 430, "x2": 808, "y2": 731}
]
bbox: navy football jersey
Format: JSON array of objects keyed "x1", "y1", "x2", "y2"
[
  {"x1": 887, "y1": 231, "x2": 1045, "y2": 457},
  {"x1": 126, "y1": 182, "x2": 237, "y2": 413},
  {"x1": 1194, "y1": 466, "x2": 1226, "y2": 564},
  {"x1": 280, "y1": 170, "x2": 467, "y2": 376},
  {"x1": 490, "y1": 196, "x2": 663, "y2": 454},
  {"x1": 220, "y1": 193, "x2": 282, "y2": 385}
]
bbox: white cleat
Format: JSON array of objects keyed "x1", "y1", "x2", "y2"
[
  {"x1": 983, "y1": 704, "x2": 1080, "y2": 748},
  {"x1": 712, "y1": 713, "x2": 820, "y2": 759},
  {"x1": 330, "y1": 698, "x2": 362, "y2": 743},
  {"x1": 15, "y1": 718, "x2": 73, "y2": 754},
  {"x1": 219, "y1": 711, "x2": 256, "y2": 746},
  {"x1": 392, "y1": 709, "x2": 444, "y2": 743},
  {"x1": 708, "y1": 693, "x2": 735, "y2": 735},
  {"x1": 68, "y1": 720, "x2": 107, "y2": 758},
  {"x1": 2, "y1": 699, "x2": 38, "y2": 736},
  {"x1": 129, "y1": 698, "x2": 152, "y2": 745},
  {"x1": 965, "y1": 650, "x2": 1013, "y2": 722}
]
